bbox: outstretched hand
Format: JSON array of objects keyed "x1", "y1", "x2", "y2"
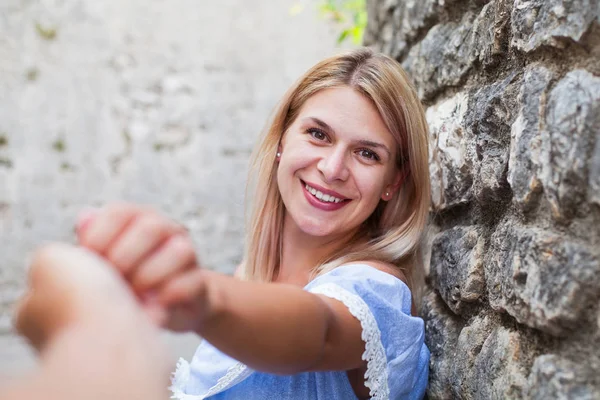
[
  {"x1": 76, "y1": 203, "x2": 211, "y2": 333},
  {"x1": 12, "y1": 243, "x2": 172, "y2": 400}
]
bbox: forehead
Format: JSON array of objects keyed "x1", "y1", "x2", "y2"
[{"x1": 297, "y1": 87, "x2": 396, "y2": 147}]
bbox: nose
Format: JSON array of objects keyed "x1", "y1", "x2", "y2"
[{"x1": 317, "y1": 147, "x2": 350, "y2": 183}]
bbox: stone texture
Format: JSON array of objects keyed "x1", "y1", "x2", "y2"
[
  {"x1": 402, "y1": 1, "x2": 512, "y2": 98},
  {"x1": 428, "y1": 312, "x2": 535, "y2": 399},
  {"x1": 402, "y1": 12, "x2": 478, "y2": 99},
  {"x1": 427, "y1": 92, "x2": 472, "y2": 210},
  {"x1": 0, "y1": 0, "x2": 343, "y2": 375},
  {"x1": 487, "y1": 223, "x2": 600, "y2": 336},
  {"x1": 469, "y1": 326, "x2": 532, "y2": 399},
  {"x1": 368, "y1": 0, "x2": 459, "y2": 59},
  {"x1": 511, "y1": 0, "x2": 600, "y2": 52},
  {"x1": 465, "y1": 72, "x2": 518, "y2": 211},
  {"x1": 429, "y1": 226, "x2": 485, "y2": 314},
  {"x1": 508, "y1": 65, "x2": 554, "y2": 212},
  {"x1": 422, "y1": 290, "x2": 462, "y2": 400},
  {"x1": 526, "y1": 355, "x2": 600, "y2": 399},
  {"x1": 540, "y1": 69, "x2": 600, "y2": 222},
  {"x1": 470, "y1": 0, "x2": 512, "y2": 68},
  {"x1": 370, "y1": 0, "x2": 600, "y2": 396},
  {"x1": 591, "y1": 135, "x2": 600, "y2": 207},
  {"x1": 447, "y1": 314, "x2": 497, "y2": 398}
]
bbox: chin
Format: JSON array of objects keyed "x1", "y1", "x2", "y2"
[
  {"x1": 295, "y1": 216, "x2": 339, "y2": 238},
  {"x1": 298, "y1": 223, "x2": 334, "y2": 237}
]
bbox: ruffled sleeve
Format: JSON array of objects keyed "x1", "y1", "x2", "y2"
[{"x1": 304, "y1": 264, "x2": 429, "y2": 400}]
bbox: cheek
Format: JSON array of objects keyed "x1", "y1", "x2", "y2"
[
  {"x1": 280, "y1": 144, "x2": 315, "y2": 175},
  {"x1": 356, "y1": 170, "x2": 386, "y2": 202}
]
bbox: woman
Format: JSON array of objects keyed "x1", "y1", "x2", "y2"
[{"x1": 76, "y1": 48, "x2": 431, "y2": 399}]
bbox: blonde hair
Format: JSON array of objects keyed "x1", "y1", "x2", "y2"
[{"x1": 240, "y1": 48, "x2": 430, "y2": 308}]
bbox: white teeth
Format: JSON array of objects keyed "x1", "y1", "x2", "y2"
[{"x1": 304, "y1": 183, "x2": 344, "y2": 203}]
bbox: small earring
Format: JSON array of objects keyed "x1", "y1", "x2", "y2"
[
  {"x1": 276, "y1": 152, "x2": 281, "y2": 158},
  {"x1": 386, "y1": 192, "x2": 390, "y2": 197}
]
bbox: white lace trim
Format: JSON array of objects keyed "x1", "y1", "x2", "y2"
[
  {"x1": 169, "y1": 357, "x2": 252, "y2": 400},
  {"x1": 310, "y1": 283, "x2": 390, "y2": 400}
]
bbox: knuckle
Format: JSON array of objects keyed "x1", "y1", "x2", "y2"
[
  {"x1": 170, "y1": 235, "x2": 196, "y2": 260},
  {"x1": 107, "y1": 249, "x2": 132, "y2": 272},
  {"x1": 104, "y1": 202, "x2": 135, "y2": 218},
  {"x1": 137, "y1": 214, "x2": 167, "y2": 237}
]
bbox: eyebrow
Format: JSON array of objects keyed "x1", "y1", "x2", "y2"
[{"x1": 305, "y1": 117, "x2": 392, "y2": 157}]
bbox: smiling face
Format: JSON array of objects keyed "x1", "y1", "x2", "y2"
[{"x1": 277, "y1": 86, "x2": 403, "y2": 241}]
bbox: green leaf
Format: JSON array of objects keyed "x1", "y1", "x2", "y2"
[{"x1": 337, "y1": 29, "x2": 350, "y2": 44}]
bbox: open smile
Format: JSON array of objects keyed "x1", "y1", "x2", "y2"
[{"x1": 300, "y1": 180, "x2": 351, "y2": 211}]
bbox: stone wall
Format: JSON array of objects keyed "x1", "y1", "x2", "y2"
[{"x1": 366, "y1": 0, "x2": 600, "y2": 398}]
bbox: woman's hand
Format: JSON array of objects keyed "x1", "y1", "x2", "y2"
[
  {"x1": 75, "y1": 203, "x2": 209, "y2": 332},
  {"x1": 76, "y1": 203, "x2": 198, "y2": 291}
]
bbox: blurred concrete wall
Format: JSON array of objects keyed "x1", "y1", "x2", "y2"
[{"x1": 0, "y1": 0, "x2": 346, "y2": 377}]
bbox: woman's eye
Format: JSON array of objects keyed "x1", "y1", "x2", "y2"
[
  {"x1": 358, "y1": 149, "x2": 380, "y2": 161},
  {"x1": 308, "y1": 128, "x2": 328, "y2": 141}
]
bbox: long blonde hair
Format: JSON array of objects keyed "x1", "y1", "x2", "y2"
[{"x1": 240, "y1": 48, "x2": 430, "y2": 306}]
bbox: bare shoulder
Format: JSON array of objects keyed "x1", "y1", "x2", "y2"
[{"x1": 348, "y1": 260, "x2": 409, "y2": 287}]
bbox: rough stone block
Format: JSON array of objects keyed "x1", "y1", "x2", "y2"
[
  {"x1": 465, "y1": 72, "x2": 519, "y2": 209},
  {"x1": 365, "y1": 0, "x2": 462, "y2": 59},
  {"x1": 364, "y1": 0, "x2": 398, "y2": 50},
  {"x1": 422, "y1": 290, "x2": 462, "y2": 400},
  {"x1": 486, "y1": 223, "x2": 600, "y2": 336},
  {"x1": 426, "y1": 92, "x2": 472, "y2": 210},
  {"x1": 508, "y1": 65, "x2": 554, "y2": 212},
  {"x1": 540, "y1": 69, "x2": 600, "y2": 222},
  {"x1": 429, "y1": 226, "x2": 486, "y2": 314},
  {"x1": 470, "y1": 0, "x2": 512, "y2": 68},
  {"x1": 511, "y1": 0, "x2": 599, "y2": 52},
  {"x1": 428, "y1": 309, "x2": 538, "y2": 399},
  {"x1": 448, "y1": 314, "x2": 496, "y2": 398},
  {"x1": 402, "y1": 12, "x2": 477, "y2": 99},
  {"x1": 401, "y1": 1, "x2": 512, "y2": 98},
  {"x1": 471, "y1": 326, "x2": 532, "y2": 399},
  {"x1": 590, "y1": 134, "x2": 600, "y2": 207},
  {"x1": 526, "y1": 355, "x2": 600, "y2": 399}
]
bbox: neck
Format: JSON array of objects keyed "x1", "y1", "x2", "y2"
[{"x1": 276, "y1": 213, "x2": 358, "y2": 286}]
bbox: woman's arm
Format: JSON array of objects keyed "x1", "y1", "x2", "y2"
[
  {"x1": 160, "y1": 268, "x2": 365, "y2": 374},
  {"x1": 75, "y1": 204, "x2": 367, "y2": 374}
]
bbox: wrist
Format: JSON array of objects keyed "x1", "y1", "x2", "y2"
[{"x1": 193, "y1": 269, "x2": 226, "y2": 336}]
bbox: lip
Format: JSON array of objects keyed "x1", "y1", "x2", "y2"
[
  {"x1": 301, "y1": 180, "x2": 351, "y2": 212},
  {"x1": 302, "y1": 180, "x2": 349, "y2": 200}
]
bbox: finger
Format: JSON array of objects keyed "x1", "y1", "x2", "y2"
[
  {"x1": 140, "y1": 292, "x2": 169, "y2": 327},
  {"x1": 74, "y1": 207, "x2": 99, "y2": 238},
  {"x1": 19, "y1": 244, "x2": 139, "y2": 336},
  {"x1": 130, "y1": 234, "x2": 198, "y2": 292},
  {"x1": 157, "y1": 268, "x2": 208, "y2": 307},
  {"x1": 79, "y1": 203, "x2": 143, "y2": 255},
  {"x1": 14, "y1": 293, "x2": 48, "y2": 351},
  {"x1": 106, "y1": 213, "x2": 183, "y2": 275}
]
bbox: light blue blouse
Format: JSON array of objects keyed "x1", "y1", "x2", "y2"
[{"x1": 170, "y1": 264, "x2": 430, "y2": 400}]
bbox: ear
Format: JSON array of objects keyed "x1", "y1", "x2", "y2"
[{"x1": 382, "y1": 167, "x2": 409, "y2": 201}]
